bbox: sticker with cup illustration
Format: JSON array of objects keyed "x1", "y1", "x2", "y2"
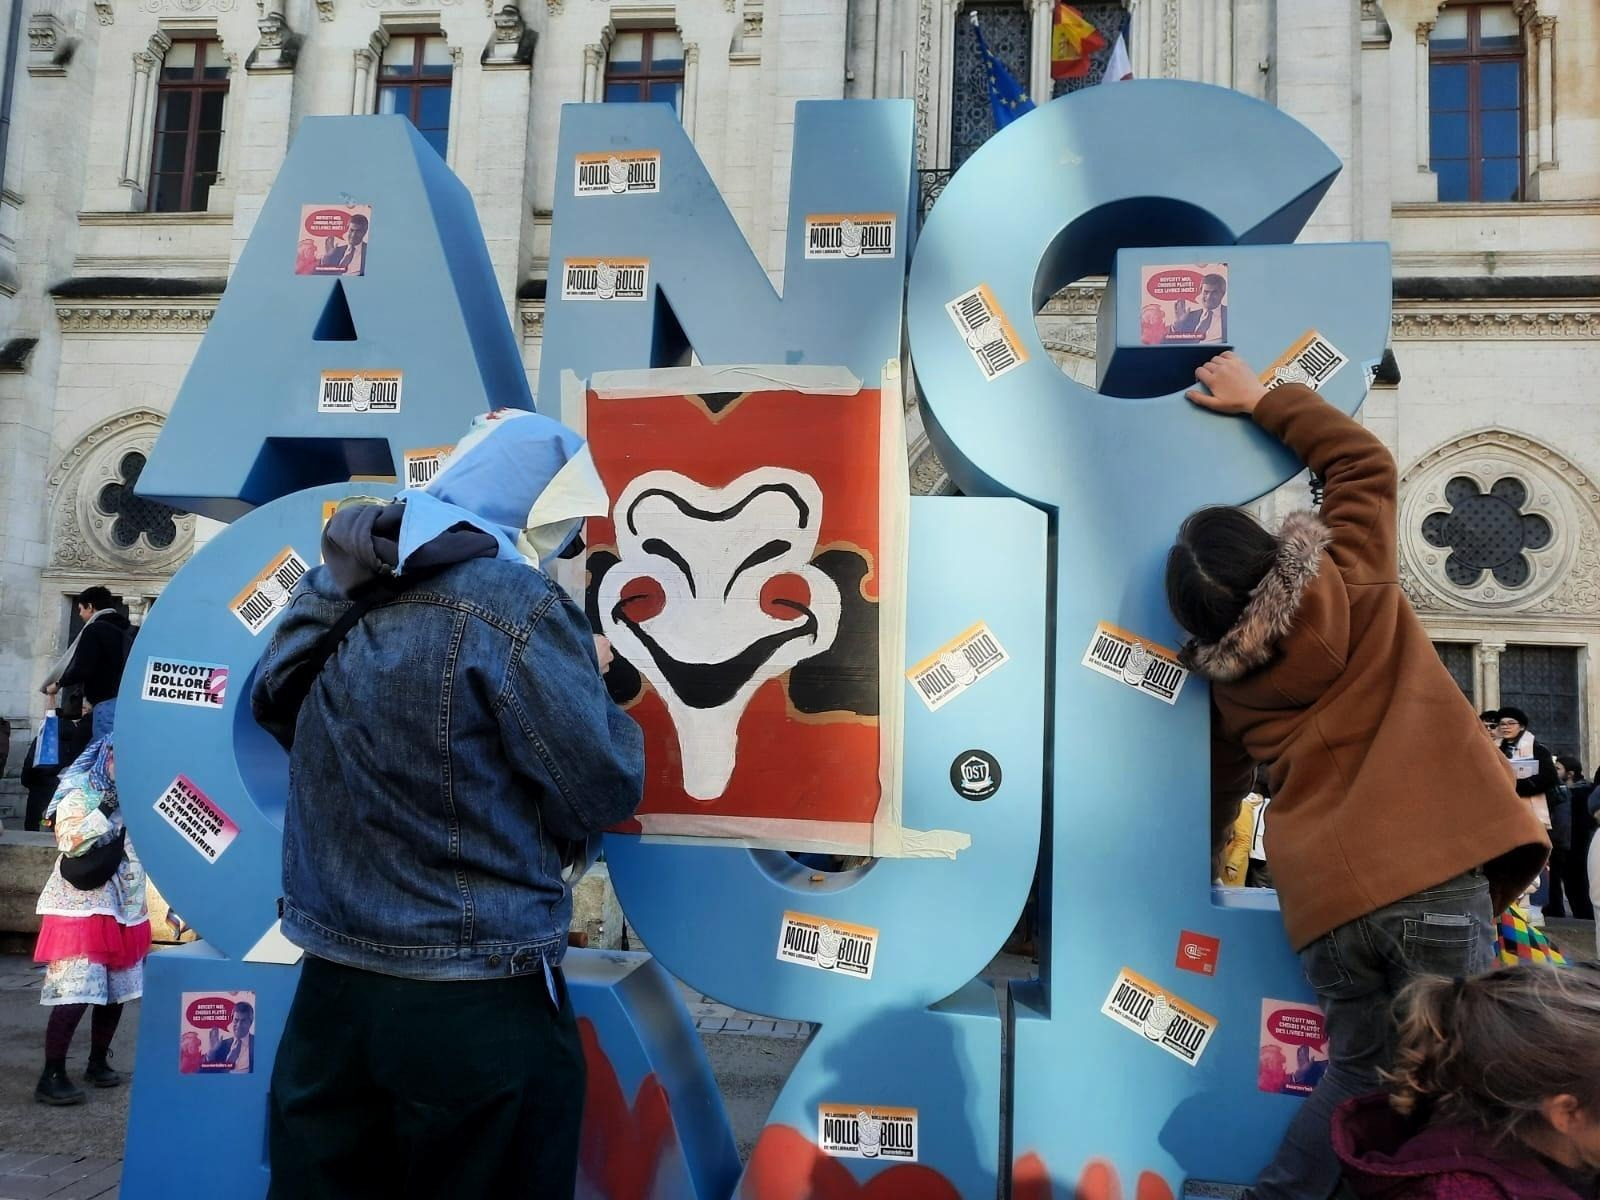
[
  {"x1": 1081, "y1": 621, "x2": 1189, "y2": 705},
  {"x1": 573, "y1": 149, "x2": 661, "y2": 197},
  {"x1": 561, "y1": 257, "x2": 649, "y2": 302},
  {"x1": 804, "y1": 213, "x2": 896, "y2": 260},
  {"x1": 905, "y1": 621, "x2": 1010, "y2": 712},
  {"x1": 230, "y1": 547, "x2": 308, "y2": 636},
  {"x1": 1260, "y1": 329, "x2": 1348, "y2": 391},
  {"x1": 403, "y1": 445, "x2": 453, "y2": 489},
  {"x1": 776, "y1": 911, "x2": 878, "y2": 980},
  {"x1": 818, "y1": 1104, "x2": 918, "y2": 1161},
  {"x1": 945, "y1": 283, "x2": 1028, "y2": 382},
  {"x1": 318, "y1": 369, "x2": 402, "y2": 414},
  {"x1": 1101, "y1": 966, "x2": 1217, "y2": 1066}
]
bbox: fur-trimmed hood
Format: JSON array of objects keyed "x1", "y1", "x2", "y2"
[{"x1": 1180, "y1": 510, "x2": 1334, "y2": 683}]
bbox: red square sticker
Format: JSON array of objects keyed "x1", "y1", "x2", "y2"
[{"x1": 1176, "y1": 931, "x2": 1221, "y2": 975}]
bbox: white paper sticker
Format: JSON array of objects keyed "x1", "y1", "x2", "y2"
[
  {"x1": 141, "y1": 659, "x2": 229, "y2": 710},
  {"x1": 154, "y1": 775, "x2": 239, "y2": 863},
  {"x1": 776, "y1": 911, "x2": 878, "y2": 980},
  {"x1": 818, "y1": 1104, "x2": 918, "y2": 1161},
  {"x1": 1260, "y1": 330, "x2": 1348, "y2": 391},
  {"x1": 1101, "y1": 966, "x2": 1217, "y2": 1066},
  {"x1": 562, "y1": 258, "x2": 649, "y2": 302},
  {"x1": 230, "y1": 547, "x2": 308, "y2": 636},
  {"x1": 804, "y1": 213, "x2": 896, "y2": 260},
  {"x1": 1081, "y1": 622, "x2": 1189, "y2": 705},
  {"x1": 945, "y1": 284, "x2": 1028, "y2": 381},
  {"x1": 574, "y1": 149, "x2": 661, "y2": 197},
  {"x1": 905, "y1": 621, "x2": 1010, "y2": 712},
  {"x1": 318, "y1": 369, "x2": 402, "y2": 414},
  {"x1": 403, "y1": 444, "x2": 452, "y2": 489}
]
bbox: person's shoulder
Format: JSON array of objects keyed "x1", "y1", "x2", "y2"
[{"x1": 414, "y1": 558, "x2": 562, "y2": 624}]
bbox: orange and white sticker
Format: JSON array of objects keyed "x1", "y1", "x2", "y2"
[
  {"x1": 574, "y1": 149, "x2": 661, "y2": 197},
  {"x1": 562, "y1": 257, "x2": 649, "y2": 302},
  {"x1": 1082, "y1": 621, "x2": 1189, "y2": 705},
  {"x1": 777, "y1": 911, "x2": 878, "y2": 980},
  {"x1": 230, "y1": 547, "x2": 308, "y2": 636},
  {"x1": 905, "y1": 621, "x2": 1009, "y2": 712},
  {"x1": 804, "y1": 213, "x2": 896, "y2": 260},
  {"x1": 818, "y1": 1104, "x2": 918, "y2": 1160},
  {"x1": 946, "y1": 283, "x2": 1028, "y2": 381},
  {"x1": 318, "y1": 369, "x2": 401, "y2": 414},
  {"x1": 404, "y1": 445, "x2": 453, "y2": 489},
  {"x1": 1260, "y1": 330, "x2": 1348, "y2": 391},
  {"x1": 1101, "y1": 966, "x2": 1217, "y2": 1066}
]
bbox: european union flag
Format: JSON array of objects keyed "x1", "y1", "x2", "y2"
[{"x1": 971, "y1": 13, "x2": 1035, "y2": 132}]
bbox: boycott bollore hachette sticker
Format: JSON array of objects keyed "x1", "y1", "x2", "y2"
[
  {"x1": 231, "y1": 547, "x2": 308, "y2": 636},
  {"x1": 1260, "y1": 330, "x2": 1348, "y2": 391},
  {"x1": 818, "y1": 1104, "x2": 918, "y2": 1161},
  {"x1": 1101, "y1": 966, "x2": 1218, "y2": 1067},
  {"x1": 155, "y1": 775, "x2": 239, "y2": 863},
  {"x1": 403, "y1": 445, "x2": 453, "y2": 489},
  {"x1": 1082, "y1": 621, "x2": 1189, "y2": 705},
  {"x1": 562, "y1": 258, "x2": 649, "y2": 302},
  {"x1": 777, "y1": 911, "x2": 878, "y2": 980},
  {"x1": 804, "y1": 213, "x2": 896, "y2": 260},
  {"x1": 945, "y1": 283, "x2": 1028, "y2": 382},
  {"x1": 905, "y1": 621, "x2": 1010, "y2": 712},
  {"x1": 318, "y1": 369, "x2": 401, "y2": 414},
  {"x1": 573, "y1": 149, "x2": 661, "y2": 197},
  {"x1": 141, "y1": 659, "x2": 229, "y2": 710}
]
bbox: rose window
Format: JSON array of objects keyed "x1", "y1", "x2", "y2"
[
  {"x1": 97, "y1": 452, "x2": 182, "y2": 550},
  {"x1": 1420, "y1": 475, "x2": 1552, "y2": 590}
]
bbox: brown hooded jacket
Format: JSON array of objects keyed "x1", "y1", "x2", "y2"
[{"x1": 1183, "y1": 384, "x2": 1547, "y2": 951}]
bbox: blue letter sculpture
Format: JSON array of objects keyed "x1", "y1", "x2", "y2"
[{"x1": 120, "y1": 82, "x2": 1389, "y2": 1199}]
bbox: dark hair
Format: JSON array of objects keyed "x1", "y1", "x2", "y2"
[
  {"x1": 1165, "y1": 507, "x2": 1279, "y2": 642},
  {"x1": 1557, "y1": 755, "x2": 1584, "y2": 782},
  {"x1": 74, "y1": 586, "x2": 114, "y2": 611},
  {"x1": 1479, "y1": 710, "x2": 1500, "y2": 725},
  {"x1": 1498, "y1": 706, "x2": 1531, "y2": 729},
  {"x1": 1201, "y1": 272, "x2": 1226, "y2": 294}
]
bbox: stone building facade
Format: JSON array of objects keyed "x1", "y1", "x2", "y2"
[{"x1": 1, "y1": 0, "x2": 1597, "y2": 815}]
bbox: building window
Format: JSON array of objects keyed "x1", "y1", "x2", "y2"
[
  {"x1": 604, "y1": 29, "x2": 685, "y2": 114},
  {"x1": 1420, "y1": 474, "x2": 1552, "y2": 590},
  {"x1": 97, "y1": 452, "x2": 181, "y2": 551},
  {"x1": 1429, "y1": 4, "x2": 1524, "y2": 201},
  {"x1": 950, "y1": 3, "x2": 1029, "y2": 170},
  {"x1": 378, "y1": 35, "x2": 452, "y2": 158},
  {"x1": 148, "y1": 39, "x2": 229, "y2": 213},
  {"x1": 1432, "y1": 642, "x2": 1476, "y2": 699}
]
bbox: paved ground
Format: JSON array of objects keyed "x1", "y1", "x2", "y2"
[{"x1": 1, "y1": 922, "x2": 1590, "y2": 1198}]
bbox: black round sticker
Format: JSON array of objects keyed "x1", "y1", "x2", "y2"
[{"x1": 950, "y1": 749, "x2": 1002, "y2": 801}]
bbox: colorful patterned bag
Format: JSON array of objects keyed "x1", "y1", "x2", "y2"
[{"x1": 1498, "y1": 904, "x2": 1567, "y2": 966}]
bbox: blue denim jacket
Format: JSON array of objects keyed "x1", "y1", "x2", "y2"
[{"x1": 252, "y1": 556, "x2": 644, "y2": 980}]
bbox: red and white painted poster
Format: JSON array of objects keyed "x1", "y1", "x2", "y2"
[{"x1": 579, "y1": 367, "x2": 948, "y2": 858}]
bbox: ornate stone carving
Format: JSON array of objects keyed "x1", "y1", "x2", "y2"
[
  {"x1": 519, "y1": 303, "x2": 545, "y2": 337},
  {"x1": 47, "y1": 411, "x2": 195, "y2": 576},
  {"x1": 1398, "y1": 429, "x2": 1600, "y2": 615},
  {"x1": 1392, "y1": 309, "x2": 1600, "y2": 339},
  {"x1": 1161, "y1": 0, "x2": 1179, "y2": 76},
  {"x1": 1416, "y1": 20, "x2": 1434, "y2": 45},
  {"x1": 27, "y1": 10, "x2": 73, "y2": 75},
  {"x1": 546, "y1": 0, "x2": 560, "y2": 13},
  {"x1": 1399, "y1": 559, "x2": 1441, "y2": 611},
  {"x1": 363, "y1": 0, "x2": 460, "y2": 8},
  {"x1": 56, "y1": 304, "x2": 216, "y2": 334},
  {"x1": 140, "y1": 0, "x2": 237, "y2": 12},
  {"x1": 742, "y1": 7, "x2": 762, "y2": 36},
  {"x1": 94, "y1": 0, "x2": 115, "y2": 24},
  {"x1": 909, "y1": 440, "x2": 954, "y2": 496},
  {"x1": 315, "y1": 0, "x2": 335, "y2": 19},
  {"x1": 914, "y1": 0, "x2": 935, "y2": 162}
]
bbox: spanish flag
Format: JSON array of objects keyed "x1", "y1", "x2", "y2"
[{"x1": 1050, "y1": 2, "x2": 1106, "y2": 80}]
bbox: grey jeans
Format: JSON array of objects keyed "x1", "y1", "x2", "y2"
[{"x1": 1253, "y1": 869, "x2": 1496, "y2": 1200}]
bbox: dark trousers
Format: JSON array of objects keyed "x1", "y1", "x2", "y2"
[
  {"x1": 269, "y1": 954, "x2": 586, "y2": 1200},
  {"x1": 1253, "y1": 869, "x2": 1494, "y2": 1200}
]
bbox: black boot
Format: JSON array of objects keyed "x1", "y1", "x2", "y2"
[
  {"x1": 85, "y1": 1049, "x2": 123, "y2": 1088},
  {"x1": 35, "y1": 1062, "x2": 85, "y2": 1106}
]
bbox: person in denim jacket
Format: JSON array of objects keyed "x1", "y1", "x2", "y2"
[{"x1": 252, "y1": 409, "x2": 643, "y2": 1200}]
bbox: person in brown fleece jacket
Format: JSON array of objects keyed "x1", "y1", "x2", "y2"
[{"x1": 1165, "y1": 351, "x2": 1548, "y2": 1200}]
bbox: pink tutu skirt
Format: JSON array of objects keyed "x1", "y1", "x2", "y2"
[{"x1": 35, "y1": 916, "x2": 152, "y2": 971}]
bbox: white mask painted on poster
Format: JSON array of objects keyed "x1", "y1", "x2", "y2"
[{"x1": 599, "y1": 468, "x2": 842, "y2": 801}]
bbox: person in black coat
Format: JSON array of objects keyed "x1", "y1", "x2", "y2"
[
  {"x1": 42, "y1": 587, "x2": 134, "y2": 740},
  {"x1": 1496, "y1": 707, "x2": 1564, "y2": 920},
  {"x1": 1561, "y1": 756, "x2": 1596, "y2": 921}
]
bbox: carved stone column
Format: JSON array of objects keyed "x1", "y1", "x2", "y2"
[
  {"x1": 1027, "y1": 0, "x2": 1051, "y2": 109},
  {"x1": 122, "y1": 31, "x2": 171, "y2": 192},
  {"x1": 681, "y1": 42, "x2": 700, "y2": 133},
  {"x1": 582, "y1": 44, "x2": 603, "y2": 102},
  {"x1": 1478, "y1": 642, "x2": 1506, "y2": 711},
  {"x1": 1414, "y1": 21, "x2": 1434, "y2": 174},
  {"x1": 445, "y1": 46, "x2": 465, "y2": 168},
  {"x1": 1534, "y1": 16, "x2": 1556, "y2": 169}
]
